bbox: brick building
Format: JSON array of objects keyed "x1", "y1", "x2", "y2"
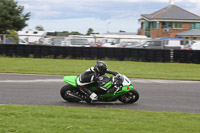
[{"x1": 137, "y1": 3, "x2": 200, "y2": 40}]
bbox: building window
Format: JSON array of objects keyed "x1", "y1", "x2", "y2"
[
  {"x1": 162, "y1": 22, "x2": 173, "y2": 28},
  {"x1": 145, "y1": 21, "x2": 149, "y2": 30},
  {"x1": 144, "y1": 21, "x2": 151, "y2": 37},
  {"x1": 152, "y1": 22, "x2": 158, "y2": 29},
  {"x1": 191, "y1": 23, "x2": 200, "y2": 29},
  {"x1": 141, "y1": 22, "x2": 144, "y2": 29},
  {"x1": 173, "y1": 22, "x2": 183, "y2": 29},
  {"x1": 162, "y1": 22, "x2": 183, "y2": 29}
]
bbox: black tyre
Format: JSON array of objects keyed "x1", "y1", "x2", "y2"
[
  {"x1": 118, "y1": 89, "x2": 139, "y2": 104},
  {"x1": 60, "y1": 84, "x2": 81, "y2": 102}
]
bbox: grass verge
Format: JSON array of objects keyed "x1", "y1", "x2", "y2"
[
  {"x1": 0, "y1": 105, "x2": 200, "y2": 133},
  {"x1": 0, "y1": 57, "x2": 200, "y2": 80}
]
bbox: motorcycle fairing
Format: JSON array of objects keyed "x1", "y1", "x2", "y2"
[
  {"x1": 63, "y1": 76, "x2": 78, "y2": 87},
  {"x1": 103, "y1": 81, "x2": 112, "y2": 89},
  {"x1": 98, "y1": 84, "x2": 134, "y2": 101}
]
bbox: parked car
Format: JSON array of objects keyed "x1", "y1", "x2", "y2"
[
  {"x1": 142, "y1": 40, "x2": 182, "y2": 49},
  {"x1": 19, "y1": 38, "x2": 28, "y2": 45},
  {"x1": 90, "y1": 40, "x2": 102, "y2": 47},
  {"x1": 181, "y1": 42, "x2": 200, "y2": 50},
  {"x1": 119, "y1": 41, "x2": 141, "y2": 48},
  {"x1": 101, "y1": 39, "x2": 120, "y2": 47},
  {"x1": 180, "y1": 44, "x2": 191, "y2": 50},
  {"x1": 191, "y1": 42, "x2": 200, "y2": 50}
]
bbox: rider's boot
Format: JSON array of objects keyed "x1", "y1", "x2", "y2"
[{"x1": 89, "y1": 93, "x2": 98, "y2": 101}]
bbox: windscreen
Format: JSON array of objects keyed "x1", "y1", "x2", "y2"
[{"x1": 122, "y1": 75, "x2": 131, "y2": 86}]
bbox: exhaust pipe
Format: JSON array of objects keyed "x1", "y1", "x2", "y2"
[{"x1": 65, "y1": 92, "x2": 82, "y2": 100}]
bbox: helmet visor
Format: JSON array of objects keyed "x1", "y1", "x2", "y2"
[{"x1": 98, "y1": 67, "x2": 107, "y2": 75}]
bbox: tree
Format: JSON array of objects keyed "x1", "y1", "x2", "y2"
[
  {"x1": 7, "y1": 30, "x2": 19, "y2": 43},
  {"x1": 56, "y1": 31, "x2": 81, "y2": 36},
  {"x1": 0, "y1": 0, "x2": 30, "y2": 34},
  {"x1": 70, "y1": 31, "x2": 81, "y2": 35},
  {"x1": 56, "y1": 31, "x2": 69, "y2": 36},
  {"x1": 35, "y1": 25, "x2": 44, "y2": 31},
  {"x1": 87, "y1": 28, "x2": 94, "y2": 35},
  {"x1": 119, "y1": 30, "x2": 126, "y2": 32}
]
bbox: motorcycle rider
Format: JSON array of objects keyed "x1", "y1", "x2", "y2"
[{"x1": 77, "y1": 61, "x2": 118, "y2": 101}]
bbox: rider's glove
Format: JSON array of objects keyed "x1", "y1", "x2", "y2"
[{"x1": 113, "y1": 72, "x2": 119, "y2": 76}]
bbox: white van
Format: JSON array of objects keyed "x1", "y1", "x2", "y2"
[
  {"x1": 52, "y1": 37, "x2": 65, "y2": 46},
  {"x1": 61, "y1": 38, "x2": 90, "y2": 47},
  {"x1": 157, "y1": 38, "x2": 193, "y2": 49},
  {"x1": 18, "y1": 30, "x2": 47, "y2": 44}
]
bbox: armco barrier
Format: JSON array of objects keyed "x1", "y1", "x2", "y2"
[{"x1": 0, "y1": 44, "x2": 200, "y2": 64}]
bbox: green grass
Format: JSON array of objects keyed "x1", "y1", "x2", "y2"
[
  {"x1": 0, "y1": 105, "x2": 200, "y2": 133},
  {"x1": 1, "y1": 58, "x2": 200, "y2": 132},
  {"x1": 0, "y1": 57, "x2": 200, "y2": 80}
]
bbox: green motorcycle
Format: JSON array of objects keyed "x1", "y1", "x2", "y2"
[{"x1": 60, "y1": 74, "x2": 139, "y2": 104}]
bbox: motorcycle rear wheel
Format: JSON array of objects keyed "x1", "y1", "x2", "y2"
[
  {"x1": 118, "y1": 89, "x2": 139, "y2": 104},
  {"x1": 60, "y1": 84, "x2": 81, "y2": 102}
]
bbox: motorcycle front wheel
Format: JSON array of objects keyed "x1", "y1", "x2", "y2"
[
  {"x1": 60, "y1": 84, "x2": 81, "y2": 103},
  {"x1": 118, "y1": 89, "x2": 139, "y2": 104}
]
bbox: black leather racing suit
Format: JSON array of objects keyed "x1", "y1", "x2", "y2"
[{"x1": 77, "y1": 67, "x2": 118, "y2": 96}]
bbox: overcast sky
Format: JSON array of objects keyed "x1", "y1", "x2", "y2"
[{"x1": 16, "y1": 0, "x2": 200, "y2": 34}]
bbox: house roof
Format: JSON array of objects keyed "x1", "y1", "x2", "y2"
[
  {"x1": 142, "y1": 5, "x2": 200, "y2": 20},
  {"x1": 176, "y1": 29, "x2": 200, "y2": 36}
]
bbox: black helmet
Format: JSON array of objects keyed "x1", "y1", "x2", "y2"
[{"x1": 94, "y1": 61, "x2": 107, "y2": 75}]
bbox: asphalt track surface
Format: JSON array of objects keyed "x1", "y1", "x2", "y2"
[{"x1": 0, "y1": 73, "x2": 200, "y2": 113}]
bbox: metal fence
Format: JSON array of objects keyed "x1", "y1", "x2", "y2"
[{"x1": 0, "y1": 34, "x2": 19, "y2": 44}]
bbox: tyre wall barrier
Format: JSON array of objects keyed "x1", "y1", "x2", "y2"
[
  {"x1": 173, "y1": 50, "x2": 200, "y2": 64},
  {"x1": 0, "y1": 44, "x2": 200, "y2": 64}
]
